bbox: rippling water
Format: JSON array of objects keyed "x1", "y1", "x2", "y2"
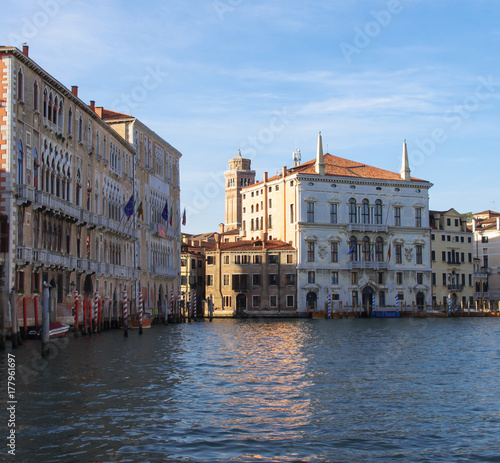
[{"x1": 2, "y1": 318, "x2": 500, "y2": 462}]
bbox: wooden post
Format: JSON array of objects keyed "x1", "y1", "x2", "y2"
[
  {"x1": 339, "y1": 301, "x2": 342, "y2": 318},
  {"x1": 41, "y1": 284, "x2": 50, "y2": 357},
  {"x1": 0, "y1": 288, "x2": 7, "y2": 350},
  {"x1": 22, "y1": 297, "x2": 27, "y2": 339},
  {"x1": 88, "y1": 298, "x2": 93, "y2": 336},
  {"x1": 74, "y1": 290, "x2": 79, "y2": 337},
  {"x1": 98, "y1": 299, "x2": 102, "y2": 332},
  {"x1": 10, "y1": 291, "x2": 20, "y2": 348},
  {"x1": 82, "y1": 297, "x2": 87, "y2": 336},
  {"x1": 34, "y1": 295, "x2": 39, "y2": 331}
]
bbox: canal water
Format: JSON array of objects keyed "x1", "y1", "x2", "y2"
[{"x1": 2, "y1": 318, "x2": 500, "y2": 462}]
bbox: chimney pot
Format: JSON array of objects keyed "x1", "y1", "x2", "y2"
[
  {"x1": 71, "y1": 86, "x2": 78, "y2": 97},
  {"x1": 22, "y1": 43, "x2": 29, "y2": 57},
  {"x1": 89, "y1": 100, "x2": 95, "y2": 112},
  {"x1": 219, "y1": 223, "x2": 225, "y2": 234}
]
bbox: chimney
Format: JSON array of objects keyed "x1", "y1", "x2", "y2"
[
  {"x1": 95, "y1": 106, "x2": 104, "y2": 118},
  {"x1": 22, "y1": 43, "x2": 29, "y2": 57},
  {"x1": 89, "y1": 100, "x2": 95, "y2": 112},
  {"x1": 219, "y1": 223, "x2": 225, "y2": 234},
  {"x1": 282, "y1": 165, "x2": 287, "y2": 178},
  {"x1": 263, "y1": 172, "x2": 268, "y2": 182},
  {"x1": 71, "y1": 86, "x2": 78, "y2": 97},
  {"x1": 214, "y1": 233, "x2": 220, "y2": 250}
]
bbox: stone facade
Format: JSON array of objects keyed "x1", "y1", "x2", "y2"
[
  {"x1": 0, "y1": 45, "x2": 181, "y2": 325},
  {"x1": 429, "y1": 209, "x2": 475, "y2": 309},
  {"x1": 205, "y1": 237, "x2": 297, "y2": 317},
  {"x1": 240, "y1": 135, "x2": 433, "y2": 314}
]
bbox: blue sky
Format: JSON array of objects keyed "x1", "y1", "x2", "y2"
[{"x1": 2, "y1": 0, "x2": 499, "y2": 233}]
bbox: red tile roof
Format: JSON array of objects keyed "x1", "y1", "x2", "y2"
[
  {"x1": 100, "y1": 108, "x2": 134, "y2": 120},
  {"x1": 209, "y1": 239, "x2": 295, "y2": 252},
  {"x1": 250, "y1": 153, "x2": 428, "y2": 187}
]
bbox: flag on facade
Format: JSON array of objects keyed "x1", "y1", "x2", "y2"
[
  {"x1": 182, "y1": 207, "x2": 186, "y2": 226},
  {"x1": 347, "y1": 244, "x2": 355, "y2": 255},
  {"x1": 124, "y1": 195, "x2": 134, "y2": 217},
  {"x1": 170, "y1": 206, "x2": 173, "y2": 226},
  {"x1": 387, "y1": 244, "x2": 391, "y2": 262},
  {"x1": 162, "y1": 200, "x2": 169, "y2": 222},
  {"x1": 137, "y1": 201, "x2": 144, "y2": 220}
]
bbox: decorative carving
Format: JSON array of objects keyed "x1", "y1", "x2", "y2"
[
  {"x1": 318, "y1": 245, "x2": 328, "y2": 260},
  {"x1": 405, "y1": 247, "x2": 413, "y2": 262}
]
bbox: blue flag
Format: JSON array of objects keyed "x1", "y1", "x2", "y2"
[
  {"x1": 161, "y1": 200, "x2": 169, "y2": 221},
  {"x1": 347, "y1": 244, "x2": 355, "y2": 255},
  {"x1": 124, "y1": 195, "x2": 134, "y2": 217}
]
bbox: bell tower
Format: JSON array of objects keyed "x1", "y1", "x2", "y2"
[{"x1": 224, "y1": 150, "x2": 255, "y2": 231}]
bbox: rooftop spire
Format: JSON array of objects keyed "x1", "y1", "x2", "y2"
[
  {"x1": 315, "y1": 131, "x2": 325, "y2": 175},
  {"x1": 400, "y1": 139, "x2": 411, "y2": 181}
]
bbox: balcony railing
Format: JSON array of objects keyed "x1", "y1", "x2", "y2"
[
  {"x1": 447, "y1": 284, "x2": 464, "y2": 291},
  {"x1": 16, "y1": 246, "x2": 32, "y2": 262},
  {"x1": 17, "y1": 185, "x2": 35, "y2": 205},
  {"x1": 347, "y1": 223, "x2": 389, "y2": 233},
  {"x1": 349, "y1": 260, "x2": 389, "y2": 270}
]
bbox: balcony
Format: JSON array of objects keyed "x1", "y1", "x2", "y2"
[
  {"x1": 16, "y1": 246, "x2": 32, "y2": 264},
  {"x1": 447, "y1": 284, "x2": 464, "y2": 292},
  {"x1": 17, "y1": 185, "x2": 35, "y2": 205},
  {"x1": 33, "y1": 191, "x2": 80, "y2": 221},
  {"x1": 347, "y1": 223, "x2": 389, "y2": 233},
  {"x1": 349, "y1": 260, "x2": 389, "y2": 270}
]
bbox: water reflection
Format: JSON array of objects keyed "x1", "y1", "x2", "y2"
[{"x1": 2, "y1": 318, "x2": 500, "y2": 462}]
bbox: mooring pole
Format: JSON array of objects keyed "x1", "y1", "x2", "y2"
[
  {"x1": 10, "y1": 290, "x2": 20, "y2": 348},
  {"x1": 0, "y1": 288, "x2": 7, "y2": 350},
  {"x1": 41, "y1": 283, "x2": 50, "y2": 357},
  {"x1": 74, "y1": 290, "x2": 79, "y2": 337}
]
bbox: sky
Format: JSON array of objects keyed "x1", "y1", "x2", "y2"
[{"x1": 2, "y1": 0, "x2": 499, "y2": 233}]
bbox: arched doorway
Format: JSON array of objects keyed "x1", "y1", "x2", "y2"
[
  {"x1": 416, "y1": 292, "x2": 425, "y2": 311},
  {"x1": 362, "y1": 286, "x2": 375, "y2": 316},
  {"x1": 306, "y1": 292, "x2": 317, "y2": 313},
  {"x1": 450, "y1": 292, "x2": 458, "y2": 310},
  {"x1": 83, "y1": 274, "x2": 93, "y2": 296},
  {"x1": 236, "y1": 294, "x2": 246, "y2": 316}
]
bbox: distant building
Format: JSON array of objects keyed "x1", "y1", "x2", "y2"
[
  {"x1": 205, "y1": 237, "x2": 297, "y2": 316},
  {"x1": 429, "y1": 209, "x2": 475, "y2": 309},
  {"x1": 239, "y1": 134, "x2": 433, "y2": 314},
  {"x1": 470, "y1": 210, "x2": 500, "y2": 307}
]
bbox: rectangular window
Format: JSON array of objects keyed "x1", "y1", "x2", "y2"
[
  {"x1": 417, "y1": 273, "x2": 423, "y2": 285},
  {"x1": 268, "y1": 254, "x2": 278, "y2": 264},
  {"x1": 468, "y1": 253, "x2": 472, "y2": 263},
  {"x1": 268, "y1": 198, "x2": 272, "y2": 208},
  {"x1": 396, "y1": 272, "x2": 403, "y2": 285},
  {"x1": 394, "y1": 207, "x2": 401, "y2": 226},
  {"x1": 252, "y1": 295, "x2": 261, "y2": 308},
  {"x1": 330, "y1": 203, "x2": 338, "y2": 224},
  {"x1": 330, "y1": 242, "x2": 338, "y2": 262},
  {"x1": 441, "y1": 235, "x2": 446, "y2": 241},
  {"x1": 431, "y1": 250, "x2": 435, "y2": 261},
  {"x1": 268, "y1": 274, "x2": 277, "y2": 285},
  {"x1": 395, "y1": 244, "x2": 402, "y2": 264},
  {"x1": 308, "y1": 271, "x2": 315, "y2": 284},
  {"x1": 286, "y1": 254, "x2": 293, "y2": 264},
  {"x1": 286, "y1": 295, "x2": 294, "y2": 308},
  {"x1": 223, "y1": 255, "x2": 229, "y2": 264},
  {"x1": 461, "y1": 252, "x2": 465, "y2": 263},
  {"x1": 207, "y1": 275, "x2": 213, "y2": 286},
  {"x1": 252, "y1": 274, "x2": 261, "y2": 286},
  {"x1": 441, "y1": 251, "x2": 446, "y2": 262},
  {"x1": 223, "y1": 274, "x2": 230, "y2": 286},
  {"x1": 431, "y1": 234, "x2": 435, "y2": 241},
  {"x1": 469, "y1": 274, "x2": 472, "y2": 286},
  {"x1": 331, "y1": 271, "x2": 338, "y2": 285},
  {"x1": 286, "y1": 273, "x2": 295, "y2": 285},
  {"x1": 232, "y1": 274, "x2": 248, "y2": 291},
  {"x1": 268, "y1": 214, "x2": 272, "y2": 229},
  {"x1": 432, "y1": 273, "x2": 436, "y2": 286},
  {"x1": 207, "y1": 256, "x2": 215, "y2": 265},
  {"x1": 378, "y1": 272, "x2": 384, "y2": 285},
  {"x1": 290, "y1": 204, "x2": 294, "y2": 223},
  {"x1": 352, "y1": 291, "x2": 359, "y2": 307},
  {"x1": 307, "y1": 202, "x2": 314, "y2": 223},
  {"x1": 461, "y1": 274, "x2": 466, "y2": 287},
  {"x1": 442, "y1": 273, "x2": 447, "y2": 286},
  {"x1": 253, "y1": 255, "x2": 261, "y2": 264},
  {"x1": 416, "y1": 245, "x2": 423, "y2": 264},
  {"x1": 307, "y1": 241, "x2": 315, "y2": 262},
  {"x1": 482, "y1": 236, "x2": 489, "y2": 243},
  {"x1": 415, "y1": 208, "x2": 422, "y2": 227},
  {"x1": 223, "y1": 296, "x2": 232, "y2": 308},
  {"x1": 351, "y1": 272, "x2": 358, "y2": 285},
  {"x1": 269, "y1": 295, "x2": 278, "y2": 308},
  {"x1": 379, "y1": 291, "x2": 385, "y2": 307}
]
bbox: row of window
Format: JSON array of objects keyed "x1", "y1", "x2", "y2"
[
  {"x1": 206, "y1": 273, "x2": 296, "y2": 288},
  {"x1": 206, "y1": 254, "x2": 294, "y2": 265},
  {"x1": 432, "y1": 233, "x2": 473, "y2": 243},
  {"x1": 431, "y1": 272, "x2": 474, "y2": 288},
  {"x1": 221, "y1": 294, "x2": 295, "y2": 309},
  {"x1": 431, "y1": 250, "x2": 473, "y2": 264},
  {"x1": 306, "y1": 270, "x2": 425, "y2": 286}
]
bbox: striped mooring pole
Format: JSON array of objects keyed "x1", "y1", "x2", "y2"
[
  {"x1": 327, "y1": 293, "x2": 331, "y2": 319},
  {"x1": 123, "y1": 288, "x2": 128, "y2": 338},
  {"x1": 170, "y1": 292, "x2": 174, "y2": 323},
  {"x1": 372, "y1": 293, "x2": 376, "y2": 317},
  {"x1": 138, "y1": 287, "x2": 143, "y2": 335},
  {"x1": 74, "y1": 290, "x2": 79, "y2": 337},
  {"x1": 94, "y1": 291, "x2": 99, "y2": 334},
  {"x1": 193, "y1": 292, "x2": 197, "y2": 320}
]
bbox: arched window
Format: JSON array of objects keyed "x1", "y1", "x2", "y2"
[
  {"x1": 53, "y1": 96, "x2": 58, "y2": 125},
  {"x1": 48, "y1": 92, "x2": 53, "y2": 121},
  {"x1": 68, "y1": 107, "x2": 72, "y2": 134},
  {"x1": 375, "y1": 200, "x2": 383, "y2": 224},
  {"x1": 362, "y1": 199, "x2": 370, "y2": 224},
  {"x1": 362, "y1": 236, "x2": 371, "y2": 261},
  {"x1": 17, "y1": 139, "x2": 23, "y2": 184},
  {"x1": 349, "y1": 236, "x2": 357, "y2": 261},
  {"x1": 33, "y1": 147, "x2": 39, "y2": 189},
  {"x1": 58, "y1": 99, "x2": 63, "y2": 130},
  {"x1": 375, "y1": 237, "x2": 384, "y2": 261},
  {"x1": 43, "y1": 89, "x2": 48, "y2": 118},
  {"x1": 78, "y1": 115, "x2": 83, "y2": 142},
  {"x1": 33, "y1": 80, "x2": 39, "y2": 111},
  {"x1": 17, "y1": 68, "x2": 23, "y2": 101},
  {"x1": 76, "y1": 169, "x2": 82, "y2": 206},
  {"x1": 349, "y1": 198, "x2": 357, "y2": 223}
]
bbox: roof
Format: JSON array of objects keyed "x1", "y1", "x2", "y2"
[
  {"x1": 208, "y1": 239, "x2": 296, "y2": 252},
  {"x1": 99, "y1": 108, "x2": 134, "y2": 121},
  {"x1": 248, "y1": 153, "x2": 429, "y2": 188}
]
